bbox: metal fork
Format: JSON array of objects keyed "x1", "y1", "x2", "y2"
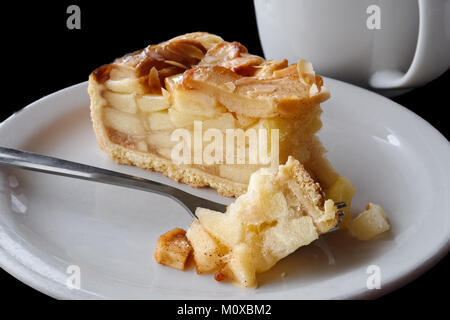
[
  {"x1": 0, "y1": 146, "x2": 226, "y2": 216},
  {"x1": 0, "y1": 147, "x2": 345, "y2": 231}
]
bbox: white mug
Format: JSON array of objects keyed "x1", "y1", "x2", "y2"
[{"x1": 254, "y1": 0, "x2": 450, "y2": 91}]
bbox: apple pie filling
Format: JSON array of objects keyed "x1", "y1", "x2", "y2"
[{"x1": 157, "y1": 157, "x2": 339, "y2": 288}]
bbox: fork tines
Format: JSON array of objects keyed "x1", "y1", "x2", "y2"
[
  {"x1": 336, "y1": 202, "x2": 347, "y2": 209},
  {"x1": 336, "y1": 201, "x2": 347, "y2": 224}
]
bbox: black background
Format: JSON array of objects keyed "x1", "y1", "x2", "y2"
[{"x1": 0, "y1": 1, "x2": 448, "y2": 303}]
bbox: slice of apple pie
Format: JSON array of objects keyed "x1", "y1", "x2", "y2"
[{"x1": 89, "y1": 32, "x2": 352, "y2": 212}]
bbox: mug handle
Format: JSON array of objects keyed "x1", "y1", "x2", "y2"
[{"x1": 369, "y1": 0, "x2": 450, "y2": 89}]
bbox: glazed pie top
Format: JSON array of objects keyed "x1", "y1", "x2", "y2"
[{"x1": 92, "y1": 32, "x2": 329, "y2": 118}]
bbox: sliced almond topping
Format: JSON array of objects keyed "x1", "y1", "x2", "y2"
[
  {"x1": 164, "y1": 60, "x2": 188, "y2": 69},
  {"x1": 309, "y1": 83, "x2": 319, "y2": 96},
  {"x1": 224, "y1": 81, "x2": 236, "y2": 92},
  {"x1": 297, "y1": 59, "x2": 316, "y2": 86},
  {"x1": 199, "y1": 41, "x2": 263, "y2": 75},
  {"x1": 148, "y1": 67, "x2": 162, "y2": 94}
]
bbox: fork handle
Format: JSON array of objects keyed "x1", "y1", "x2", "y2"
[{"x1": 0, "y1": 146, "x2": 225, "y2": 216}]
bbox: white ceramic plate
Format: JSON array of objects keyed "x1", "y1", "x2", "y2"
[{"x1": 0, "y1": 79, "x2": 449, "y2": 299}]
